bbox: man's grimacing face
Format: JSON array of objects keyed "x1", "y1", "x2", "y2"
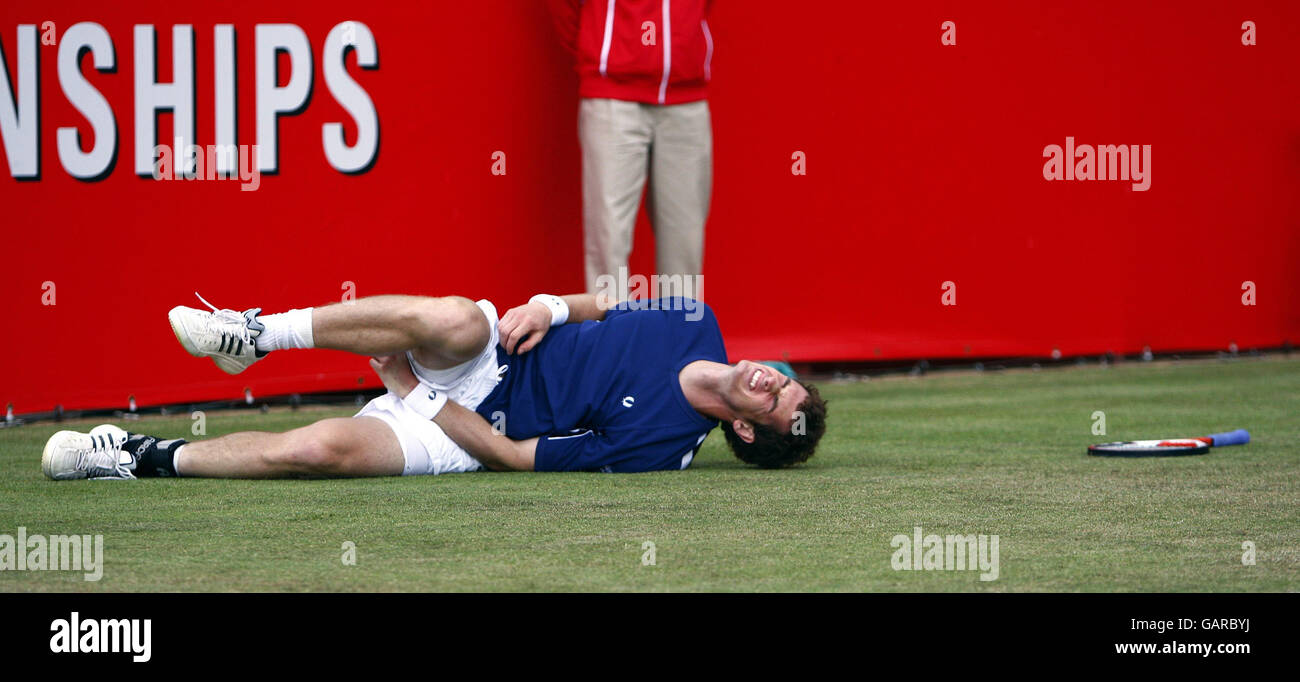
[{"x1": 723, "y1": 360, "x2": 809, "y2": 438}]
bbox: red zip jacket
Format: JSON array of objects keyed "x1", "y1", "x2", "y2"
[{"x1": 549, "y1": 0, "x2": 714, "y2": 105}]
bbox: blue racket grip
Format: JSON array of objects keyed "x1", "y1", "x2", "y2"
[{"x1": 1208, "y1": 429, "x2": 1250, "y2": 447}]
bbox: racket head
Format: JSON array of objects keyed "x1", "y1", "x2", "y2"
[{"x1": 1087, "y1": 439, "x2": 1210, "y2": 457}]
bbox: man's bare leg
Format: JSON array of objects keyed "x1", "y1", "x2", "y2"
[
  {"x1": 155, "y1": 294, "x2": 487, "y2": 478},
  {"x1": 172, "y1": 293, "x2": 491, "y2": 376},
  {"x1": 296, "y1": 295, "x2": 490, "y2": 369},
  {"x1": 173, "y1": 416, "x2": 404, "y2": 478}
]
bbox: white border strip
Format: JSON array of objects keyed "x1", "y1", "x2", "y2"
[
  {"x1": 599, "y1": 0, "x2": 616, "y2": 77},
  {"x1": 701, "y1": 19, "x2": 713, "y2": 81},
  {"x1": 657, "y1": 0, "x2": 672, "y2": 103}
]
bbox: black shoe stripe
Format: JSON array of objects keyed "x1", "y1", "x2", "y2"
[{"x1": 236, "y1": 338, "x2": 243, "y2": 355}]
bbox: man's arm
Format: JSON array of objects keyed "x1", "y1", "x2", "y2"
[
  {"x1": 368, "y1": 355, "x2": 536, "y2": 471},
  {"x1": 433, "y1": 401, "x2": 537, "y2": 472},
  {"x1": 498, "y1": 293, "x2": 608, "y2": 354},
  {"x1": 431, "y1": 402, "x2": 533, "y2": 470},
  {"x1": 560, "y1": 293, "x2": 607, "y2": 324},
  {"x1": 443, "y1": 292, "x2": 605, "y2": 464}
]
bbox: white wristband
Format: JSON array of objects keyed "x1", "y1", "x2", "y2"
[
  {"x1": 402, "y1": 384, "x2": 448, "y2": 421},
  {"x1": 529, "y1": 294, "x2": 570, "y2": 327}
]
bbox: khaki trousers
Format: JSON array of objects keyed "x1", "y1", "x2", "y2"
[{"x1": 579, "y1": 98, "x2": 713, "y2": 295}]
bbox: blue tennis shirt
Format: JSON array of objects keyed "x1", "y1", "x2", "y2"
[{"x1": 475, "y1": 298, "x2": 726, "y2": 472}]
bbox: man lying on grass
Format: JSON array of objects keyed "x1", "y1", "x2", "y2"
[{"x1": 42, "y1": 292, "x2": 826, "y2": 480}]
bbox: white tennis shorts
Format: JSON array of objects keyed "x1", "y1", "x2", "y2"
[{"x1": 354, "y1": 299, "x2": 503, "y2": 476}]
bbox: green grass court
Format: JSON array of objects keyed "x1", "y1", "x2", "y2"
[{"x1": 1, "y1": 356, "x2": 1296, "y2": 592}]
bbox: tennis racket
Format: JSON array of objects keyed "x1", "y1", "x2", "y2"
[{"x1": 1087, "y1": 429, "x2": 1250, "y2": 457}]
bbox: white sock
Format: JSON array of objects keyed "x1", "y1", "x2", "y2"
[
  {"x1": 255, "y1": 307, "x2": 315, "y2": 351},
  {"x1": 172, "y1": 444, "x2": 186, "y2": 477}
]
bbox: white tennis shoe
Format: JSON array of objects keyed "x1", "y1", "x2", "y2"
[
  {"x1": 42, "y1": 425, "x2": 135, "y2": 480},
  {"x1": 168, "y1": 292, "x2": 268, "y2": 375}
]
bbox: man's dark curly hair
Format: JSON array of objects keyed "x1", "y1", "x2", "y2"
[{"x1": 719, "y1": 381, "x2": 827, "y2": 469}]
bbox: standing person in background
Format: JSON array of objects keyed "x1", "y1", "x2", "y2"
[{"x1": 548, "y1": 0, "x2": 716, "y2": 296}]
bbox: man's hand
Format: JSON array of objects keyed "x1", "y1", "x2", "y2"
[
  {"x1": 497, "y1": 301, "x2": 553, "y2": 355},
  {"x1": 369, "y1": 354, "x2": 419, "y2": 397},
  {"x1": 497, "y1": 294, "x2": 608, "y2": 354}
]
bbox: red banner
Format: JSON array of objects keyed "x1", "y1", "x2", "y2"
[{"x1": 3, "y1": 1, "x2": 1297, "y2": 413}]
